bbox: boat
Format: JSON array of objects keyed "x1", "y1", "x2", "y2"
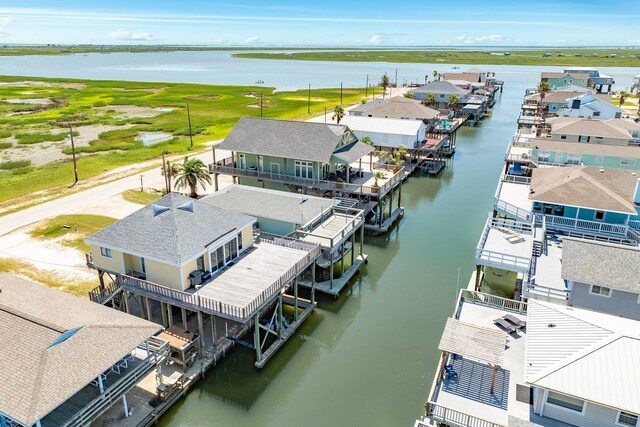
[{"x1": 255, "y1": 80, "x2": 264, "y2": 84}]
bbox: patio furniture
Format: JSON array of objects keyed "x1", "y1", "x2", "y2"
[
  {"x1": 502, "y1": 314, "x2": 526, "y2": 330},
  {"x1": 508, "y1": 162, "x2": 525, "y2": 176},
  {"x1": 493, "y1": 317, "x2": 517, "y2": 334},
  {"x1": 444, "y1": 364, "x2": 458, "y2": 379},
  {"x1": 157, "y1": 371, "x2": 184, "y2": 401}
]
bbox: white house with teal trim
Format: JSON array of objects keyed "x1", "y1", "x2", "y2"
[
  {"x1": 528, "y1": 139, "x2": 640, "y2": 170},
  {"x1": 557, "y1": 94, "x2": 623, "y2": 119}
]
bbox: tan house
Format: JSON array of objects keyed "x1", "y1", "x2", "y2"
[{"x1": 547, "y1": 117, "x2": 640, "y2": 146}]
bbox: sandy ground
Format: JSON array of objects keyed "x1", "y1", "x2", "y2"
[
  {"x1": 3, "y1": 98, "x2": 53, "y2": 105},
  {"x1": 97, "y1": 105, "x2": 176, "y2": 119},
  {"x1": 1, "y1": 124, "x2": 134, "y2": 166},
  {"x1": 0, "y1": 80, "x2": 86, "y2": 89}
]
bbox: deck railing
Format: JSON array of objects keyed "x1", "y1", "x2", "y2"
[
  {"x1": 209, "y1": 157, "x2": 403, "y2": 197},
  {"x1": 524, "y1": 282, "x2": 570, "y2": 301},
  {"x1": 460, "y1": 289, "x2": 527, "y2": 314},
  {"x1": 501, "y1": 174, "x2": 531, "y2": 185},
  {"x1": 61, "y1": 337, "x2": 169, "y2": 427},
  {"x1": 121, "y1": 238, "x2": 320, "y2": 321},
  {"x1": 294, "y1": 209, "x2": 364, "y2": 250},
  {"x1": 428, "y1": 403, "x2": 505, "y2": 427},
  {"x1": 88, "y1": 281, "x2": 122, "y2": 305},
  {"x1": 494, "y1": 198, "x2": 532, "y2": 222},
  {"x1": 627, "y1": 220, "x2": 640, "y2": 230}
]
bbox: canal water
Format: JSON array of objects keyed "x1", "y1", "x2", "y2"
[{"x1": 2, "y1": 52, "x2": 635, "y2": 426}]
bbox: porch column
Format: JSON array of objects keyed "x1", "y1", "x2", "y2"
[
  {"x1": 166, "y1": 303, "x2": 173, "y2": 327},
  {"x1": 122, "y1": 395, "x2": 129, "y2": 418},
  {"x1": 278, "y1": 293, "x2": 284, "y2": 340},
  {"x1": 211, "y1": 315, "x2": 217, "y2": 346},
  {"x1": 346, "y1": 163, "x2": 350, "y2": 184},
  {"x1": 294, "y1": 277, "x2": 299, "y2": 321},
  {"x1": 378, "y1": 200, "x2": 383, "y2": 229},
  {"x1": 351, "y1": 229, "x2": 355, "y2": 264},
  {"x1": 181, "y1": 308, "x2": 188, "y2": 330},
  {"x1": 311, "y1": 263, "x2": 316, "y2": 304},
  {"x1": 98, "y1": 374, "x2": 105, "y2": 393},
  {"x1": 145, "y1": 297, "x2": 152, "y2": 322},
  {"x1": 398, "y1": 181, "x2": 402, "y2": 208},
  {"x1": 389, "y1": 191, "x2": 393, "y2": 217},
  {"x1": 197, "y1": 311, "x2": 204, "y2": 355},
  {"x1": 475, "y1": 265, "x2": 482, "y2": 291},
  {"x1": 359, "y1": 223, "x2": 364, "y2": 256},
  {"x1": 160, "y1": 302, "x2": 167, "y2": 327},
  {"x1": 254, "y1": 313, "x2": 262, "y2": 363},
  {"x1": 98, "y1": 270, "x2": 105, "y2": 288},
  {"x1": 340, "y1": 242, "x2": 345, "y2": 276},
  {"x1": 490, "y1": 365, "x2": 498, "y2": 394},
  {"x1": 123, "y1": 290, "x2": 131, "y2": 314}
]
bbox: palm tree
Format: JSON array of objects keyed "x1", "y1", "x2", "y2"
[
  {"x1": 174, "y1": 156, "x2": 212, "y2": 198},
  {"x1": 403, "y1": 92, "x2": 415, "y2": 99},
  {"x1": 537, "y1": 82, "x2": 551, "y2": 100},
  {"x1": 332, "y1": 104, "x2": 345, "y2": 123},
  {"x1": 618, "y1": 90, "x2": 630, "y2": 107},
  {"x1": 433, "y1": 70, "x2": 438, "y2": 81},
  {"x1": 361, "y1": 136, "x2": 374, "y2": 169},
  {"x1": 161, "y1": 160, "x2": 180, "y2": 193},
  {"x1": 380, "y1": 73, "x2": 390, "y2": 99},
  {"x1": 447, "y1": 94, "x2": 459, "y2": 110},
  {"x1": 422, "y1": 93, "x2": 436, "y2": 108}
]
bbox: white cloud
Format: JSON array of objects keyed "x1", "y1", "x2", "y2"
[
  {"x1": 0, "y1": 15, "x2": 14, "y2": 37},
  {"x1": 244, "y1": 36, "x2": 259, "y2": 43},
  {"x1": 109, "y1": 29, "x2": 155, "y2": 41},
  {"x1": 369, "y1": 34, "x2": 382, "y2": 44},
  {"x1": 455, "y1": 34, "x2": 504, "y2": 44},
  {"x1": 213, "y1": 37, "x2": 228, "y2": 44}
]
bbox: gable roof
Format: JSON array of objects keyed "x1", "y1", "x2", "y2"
[
  {"x1": 349, "y1": 99, "x2": 386, "y2": 114},
  {"x1": 0, "y1": 274, "x2": 161, "y2": 426},
  {"x1": 340, "y1": 115, "x2": 424, "y2": 137},
  {"x1": 218, "y1": 117, "x2": 356, "y2": 163},
  {"x1": 541, "y1": 72, "x2": 590, "y2": 80},
  {"x1": 530, "y1": 138, "x2": 640, "y2": 158},
  {"x1": 409, "y1": 80, "x2": 470, "y2": 97},
  {"x1": 86, "y1": 193, "x2": 255, "y2": 265},
  {"x1": 529, "y1": 166, "x2": 639, "y2": 214},
  {"x1": 361, "y1": 96, "x2": 440, "y2": 120},
  {"x1": 202, "y1": 185, "x2": 335, "y2": 226},
  {"x1": 547, "y1": 117, "x2": 640, "y2": 139},
  {"x1": 526, "y1": 90, "x2": 609, "y2": 105},
  {"x1": 465, "y1": 67, "x2": 487, "y2": 74},
  {"x1": 559, "y1": 95, "x2": 623, "y2": 114},
  {"x1": 561, "y1": 237, "x2": 640, "y2": 293},
  {"x1": 525, "y1": 300, "x2": 640, "y2": 414}
]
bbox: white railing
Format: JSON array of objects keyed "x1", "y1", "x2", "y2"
[
  {"x1": 428, "y1": 403, "x2": 505, "y2": 427},
  {"x1": 517, "y1": 113, "x2": 544, "y2": 125},
  {"x1": 475, "y1": 216, "x2": 533, "y2": 272},
  {"x1": 628, "y1": 220, "x2": 640, "y2": 230},
  {"x1": 504, "y1": 152, "x2": 538, "y2": 166},
  {"x1": 494, "y1": 199, "x2": 532, "y2": 222},
  {"x1": 540, "y1": 214, "x2": 627, "y2": 235},
  {"x1": 524, "y1": 283, "x2": 570, "y2": 301},
  {"x1": 460, "y1": 289, "x2": 527, "y2": 314},
  {"x1": 501, "y1": 174, "x2": 531, "y2": 185}
]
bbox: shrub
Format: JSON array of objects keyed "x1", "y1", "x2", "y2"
[{"x1": 0, "y1": 159, "x2": 31, "y2": 170}]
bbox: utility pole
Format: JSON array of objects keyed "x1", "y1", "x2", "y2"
[
  {"x1": 366, "y1": 74, "x2": 369, "y2": 97},
  {"x1": 162, "y1": 152, "x2": 169, "y2": 192},
  {"x1": 68, "y1": 124, "x2": 78, "y2": 188},
  {"x1": 308, "y1": 83, "x2": 311, "y2": 114},
  {"x1": 260, "y1": 92, "x2": 263, "y2": 118},
  {"x1": 186, "y1": 102, "x2": 193, "y2": 148},
  {"x1": 340, "y1": 82, "x2": 343, "y2": 105},
  {"x1": 395, "y1": 68, "x2": 398, "y2": 87},
  {"x1": 324, "y1": 106, "x2": 327, "y2": 123}
]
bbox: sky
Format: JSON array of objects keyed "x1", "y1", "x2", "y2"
[{"x1": 0, "y1": 1, "x2": 639, "y2": 47}]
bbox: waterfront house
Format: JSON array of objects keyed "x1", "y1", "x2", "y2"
[
  {"x1": 202, "y1": 185, "x2": 366, "y2": 296},
  {"x1": 442, "y1": 72, "x2": 484, "y2": 84},
  {"x1": 421, "y1": 291, "x2": 640, "y2": 427},
  {"x1": 540, "y1": 71, "x2": 590, "y2": 89},
  {"x1": 340, "y1": 116, "x2": 426, "y2": 150},
  {"x1": 85, "y1": 193, "x2": 321, "y2": 368},
  {"x1": 546, "y1": 117, "x2": 640, "y2": 145},
  {"x1": 464, "y1": 67, "x2": 488, "y2": 79},
  {"x1": 348, "y1": 96, "x2": 440, "y2": 123},
  {"x1": 564, "y1": 67, "x2": 615, "y2": 93},
  {"x1": 524, "y1": 90, "x2": 610, "y2": 117},
  {"x1": 557, "y1": 94, "x2": 623, "y2": 118},
  {"x1": 528, "y1": 138, "x2": 640, "y2": 169},
  {"x1": 0, "y1": 273, "x2": 167, "y2": 427},
  {"x1": 633, "y1": 73, "x2": 640, "y2": 93},
  {"x1": 348, "y1": 99, "x2": 386, "y2": 117},
  {"x1": 408, "y1": 81, "x2": 470, "y2": 108},
  {"x1": 210, "y1": 117, "x2": 405, "y2": 233}
]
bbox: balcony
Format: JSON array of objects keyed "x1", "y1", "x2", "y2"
[
  {"x1": 475, "y1": 216, "x2": 533, "y2": 273},
  {"x1": 532, "y1": 213, "x2": 640, "y2": 246},
  {"x1": 209, "y1": 156, "x2": 403, "y2": 198},
  {"x1": 517, "y1": 113, "x2": 544, "y2": 126},
  {"x1": 493, "y1": 174, "x2": 532, "y2": 222},
  {"x1": 120, "y1": 235, "x2": 321, "y2": 322},
  {"x1": 292, "y1": 204, "x2": 364, "y2": 251}
]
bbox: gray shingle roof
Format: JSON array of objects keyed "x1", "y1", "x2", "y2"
[
  {"x1": 349, "y1": 99, "x2": 386, "y2": 114},
  {"x1": 0, "y1": 273, "x2": 161, "y2": 426},
  {"x1": 202, "y1": 185, "x2": 335, "y2": 226},
  {"x1": 562, "y1": 237, "x2": 640, "y2": 293},
  {"x1": 359, "y1": 96, "x2": 440, "y2": 120},
  {"x1": 332, "y1": 140, "x2": 375, "y2": 164},
  {"x1": 85, "y1": 193, "x2": 255, "y2": 265},
  {"x1": 409, "y1": 81, "x2": 470, "y2": 96},
  {"x1": 217, "y1": 117, "x2": 355, "y2": 163}
]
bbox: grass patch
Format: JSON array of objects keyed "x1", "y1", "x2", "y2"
[
  {"x1": 0, "y1": 130, "x2": 11, "y2": 138},
  {"x1": 0, "y1": 142, "x2": 12, "y2": 150},
  {"x1": 0, "y1": 75, "x2": 369, "y2": 204},
  {"x1": 0, "y1": 257, "x2": 96, "y2": 296},
  {"x1": 122, "y1": 189, "x2": 162, "y2": 205},
  {"x1": 0, "y1": 160, "x2": 31, "y2": 170},
  {"x1": 15, "y1": 130, "x2": 78, "y2": 144},
  {"x1": 29, "y1": 214, "x2": 117, "y2": 252}
]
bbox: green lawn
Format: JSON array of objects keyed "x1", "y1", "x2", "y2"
[
  {"x1": 122, "y1": 189, "x2": 162, "y2": 205},
  {"x1": 28, "y1": 214, "x2": 117, "y2": 252},
  {"x1": 0, "y1": 76, "x2": 369, "y2": 205},
  {"x1": 233, "y1": 48, "x2": 640, "y2": 67}
]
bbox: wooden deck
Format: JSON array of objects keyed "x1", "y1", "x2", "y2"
[
  {"x1": 365, "y1": 207, "x2": 405, "y2": 235},
  {"x1": 299, "y1": 254, "x2": 368, "y2": 297},
  {"x1": 301, "y1": 213, "x2": 360, "y2": 249},
  {"x1": 197, "y1": 243, "x2": 309, "y2": 311}
]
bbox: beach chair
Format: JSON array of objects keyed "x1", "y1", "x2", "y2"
[
  {"x1": 444, "y1": 364, "x2": 458, "y2": 379},
  {"x1": 493, "y1": 317, "x2": 517, "y2": 334},
  {"x1": 502, "y1": 314, "x2": 526, "y2": 330}
]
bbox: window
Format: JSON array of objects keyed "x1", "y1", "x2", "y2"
[
  {"x1": 196, "y1": 255, "x2": 204, "y2": 271},
  {"x1": 546, "y1": 391, "x2": 585, "y2": 413},
  {"x1": 554, "y1": 152, "x2": 564, "y2": 164},
  {"x1": 140, "y1": 257, "x2": 146, "y2": 274},
  {"x1": 593, "y1": 111, "x2": 601, "y2": 117},
  {"x1": 566, "y1": 153, "x2": 581, "y2": 165},
  {"x1": 224, "y1": 239, "x2": 238, "y2": 263},
  {"x1": 100, "y1": 247, "x2": 112, "y2": 258},
  {"x1": 595, "y1": 155, "x2": 604, "y2": 164},
  {"x1": 617, "y1": 411, "x2": 639, "y2": 427},
  {"x1": 594, "y1": 210, "x2": 605, "y2": 221},
  {"x1": 578, "y1": 135, "x2": 590, "y2": 143},
  {"x1": 270, "y1": 163, "x2": 280, "y2": 175},
  {"x1": 590, "y1": 284, "x2": 611, "y2": 297},
  {"x1": 560, "y1": 135, "x2": 567, "y2": 140},
  {"x1": 237, "y1": 232, "x2": 243, "y2": 251},
  {"x1": 621, "y1": 158, "x2": 636, "y2": 166},
  {"x1": 295, "y1": 160, "x2": 314, "y2": 179}
]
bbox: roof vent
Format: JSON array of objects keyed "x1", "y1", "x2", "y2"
[
  {"x1": 152, "y1": 205, "x2": 170, "y2": 217},
  {"x1": 177, "y1": 200, "x2": 194, "y2": 213}
]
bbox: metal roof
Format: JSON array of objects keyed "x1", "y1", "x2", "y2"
[
  {"x1": 529, "y1": 166, "x2": 639, "y2": 215},
  {"x1": 438, "y1": 318, "x2": 505, "y2": 366},
  {"x1": 218, "y1": 117, "x2": 354, "y2": 163},
  {"x1": 0, "y1": 274, "x2": 161, "y2": 426},
  {"x1": 409, "y1": 81, "x2": 471, "y2": 96},
  {"x1": 202, "y1": 185, "x2": 335, "y2": 226},
  {"x1": 525, "y1": 300, "x2": 640, "y2": 413},
  {"x1": 341, "y1": 115, "x2": 424, "y2": 136},
  {"x1": 561, "y1": 237, "x2": 640, "y2": 293},
  {"x1": 86, "y1": 193, "x2": 255, "y2": 265}
]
